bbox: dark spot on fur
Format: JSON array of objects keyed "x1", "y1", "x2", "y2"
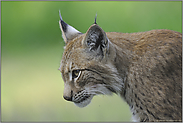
[
  {"x1": 164, "y1": 113, "x2": 168, "y2": 116},
  {"x1": 167, "y1": 99, "x2": 173, "y2": 105},
  {"x1": 128, "y1": 84, "x2": 130, "y2": 88},
  {"x1": 114, "y1": 56, "x2": 117, "y2": 62},
  {"x1": 137, "y1": 97, "x2": 140, "y2": 101},
  {"x1": 140, "y1": 106, "x2": 143, "y2": 110},
  {"x1": 147, "y1": 109, "x2": 160, "y2": 120},
  {"x1": 123, "y1": 89, "x2": 126, "y2": 96},
  {"x1": 134, "y1": 72, "x2": 136, "y2": 76},
  {"x1": 134, "y1": 78, "x2": 137, "y2": 82},
  {"x1": 131, "y1": 105, "x2": 133, "y2": 109},
  {"x1": 139, "y1": 77, "x2": 144, "y2": 85},
  {"x1": 157, "y1": 91, "x2": 161, "y2": 96},
  {"x1": 158, "y1": 86, "x2": 162, "y2": 90},
  {"x1": 135, "y1": 93, "x2": 137, "y2": 98},
  {"x1": 143, "y1": 99, "x2": 146, "y2": 102},
  {"x1": 164, "y1": 113, "x2": 174, "y2": 119},
  {"x1": 106, "y1": 86, "x2": 117, "y2": 93},
  {"x1": 170, "y1": 48, "x2": 174, "y2": 54},
  {"x1": 147, "y1": 99, "x2": 151, "y2": 103},
  {"x1": 141, "y1": 92, "x2": 145, "y2": 96},
  {"x1": 140, "y1": 100, "x2": 144, "y2": 105},
  {"x1": 155, "y1": 102, "x2": 161, "y2": 107},
  {"x1": 163, "y1": 99, "x2": 166, "y2": 104},
  {"x1": 135, "y1": 84, "x2": 137, "y2": 88}
]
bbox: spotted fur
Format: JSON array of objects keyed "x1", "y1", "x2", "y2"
[{"x1": 58, "y1": 12, "x2": 182, "y2": 122}]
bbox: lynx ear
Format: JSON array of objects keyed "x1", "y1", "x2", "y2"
[
  {"x1": 59, "y1": 10, "x2": 82, "y2": 44},
  {"x1": 83, "y1": 24, "x2": 109, "y2": 56}
]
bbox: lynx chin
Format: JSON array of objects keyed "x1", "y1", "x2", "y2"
[{"x1": 58, "y1": 11, "x2": 182, "y2": 122}]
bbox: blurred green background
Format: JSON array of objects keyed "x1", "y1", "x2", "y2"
[{"x1": 1, "y1": 1, "x2": 182, "y2": 122}]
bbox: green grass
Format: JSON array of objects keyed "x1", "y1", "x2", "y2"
[{"x1": 1, "y1": 1, "x2": 181, "y2": 122}]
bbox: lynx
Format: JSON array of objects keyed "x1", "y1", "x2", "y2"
[{"x1": 58, "y1": 11, "x2": 182, "y2": 122}]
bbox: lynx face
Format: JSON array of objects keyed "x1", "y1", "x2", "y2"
[
  {"x1": 58, "y1": 11, "x2": 124, "y2": 107},
  {"x1": 58, "y1": 11, "x2": 182, "y2": 121}
]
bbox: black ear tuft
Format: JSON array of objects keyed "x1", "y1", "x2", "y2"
[
  {"x1": 94, "y1": 13, "x2": 97, "y2": 24},
  {"x1": 59, "y1": 10, "x2": 67, "y2": 33},
  {"x1": 59, "y1": 10, "x2": 82, "y2": 44}
]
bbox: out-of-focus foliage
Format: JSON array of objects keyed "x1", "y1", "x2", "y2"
[{"x1": 1, "y1": 1, "x2": 181, "y2": 122}]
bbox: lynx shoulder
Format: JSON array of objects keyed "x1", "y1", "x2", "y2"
[{"x1": 58, "y1": 11, "x2": 182, "y2": 122}]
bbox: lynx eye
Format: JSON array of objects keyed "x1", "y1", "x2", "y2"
[{"x1": 72, "y1": 70, "x2": 81, "y2": 79}]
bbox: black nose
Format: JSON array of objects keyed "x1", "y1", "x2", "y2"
[{"x1": 63, "y1": 96, "x2": 72, "y2": 101}]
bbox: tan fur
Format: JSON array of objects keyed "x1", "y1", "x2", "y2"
[{"x1": 59, "y1": 21, "x2": 182, "y2": 122}]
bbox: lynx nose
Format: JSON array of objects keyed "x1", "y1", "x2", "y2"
[
  {"x1": 63, "y1": 85, "x2": 73, "y2": 101},
  {"x1": 63, "y1": 96, "x2": 72, "y2": 101}
]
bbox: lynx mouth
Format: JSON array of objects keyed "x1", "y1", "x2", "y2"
[{"x1": 74, "y1": 95, "x2": 94, "y2": 108}]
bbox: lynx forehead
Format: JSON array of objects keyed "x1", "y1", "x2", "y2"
[{"x1": 58, "y1": 11, "x2": 182, "y2": 122}]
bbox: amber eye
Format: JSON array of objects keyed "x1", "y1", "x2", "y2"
[{"x1": 72, "y1": 70, "x2": 80, "y2": 79}]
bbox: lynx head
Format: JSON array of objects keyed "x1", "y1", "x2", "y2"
[{"x1": 58, "y1": 11, "x2": 124, "y2": 107}]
